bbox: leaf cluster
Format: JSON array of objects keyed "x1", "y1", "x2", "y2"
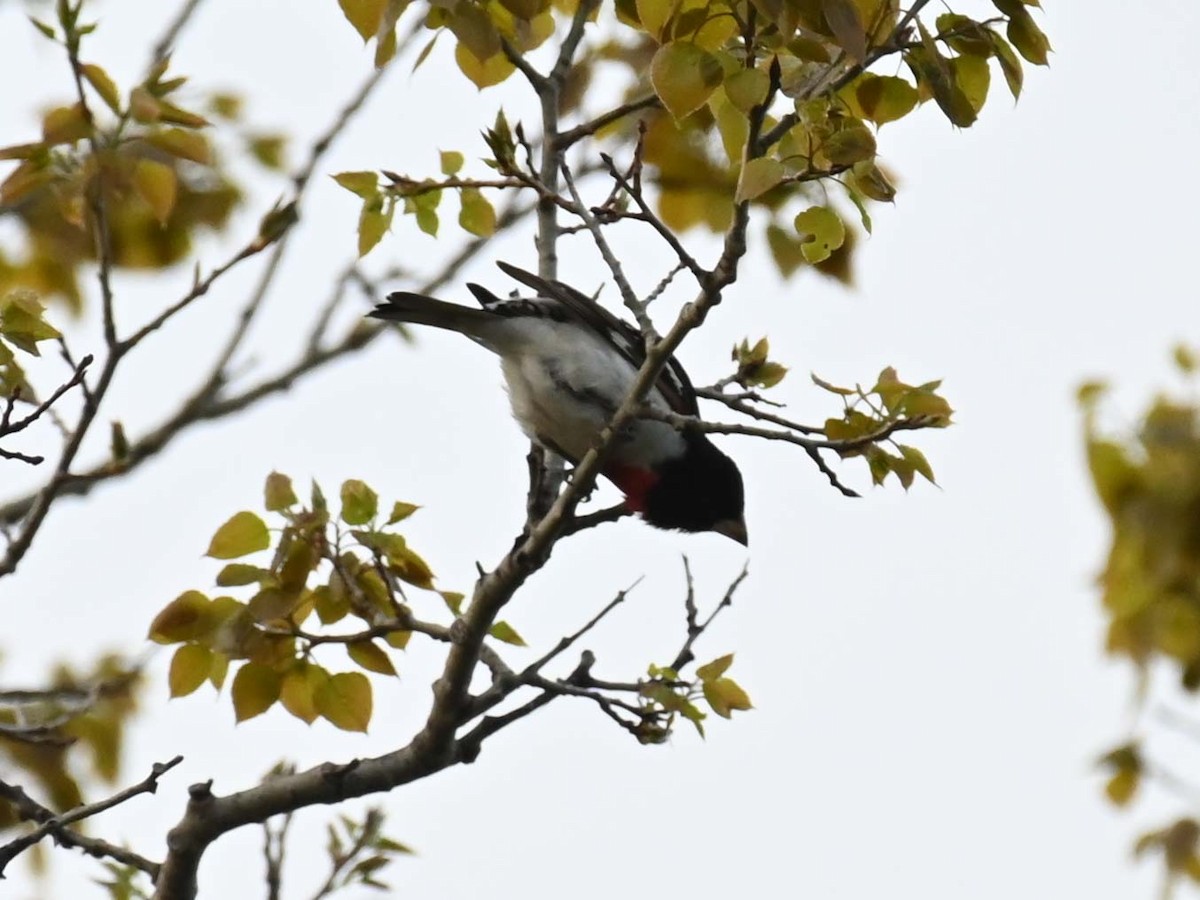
[
  {"x1": 148, "y1": 473, "x2": 451, "y2": 733},
  {"x1": 813, "y1": 365, "x2": 947, "y2": 488}
]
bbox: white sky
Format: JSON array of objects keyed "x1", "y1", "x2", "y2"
[{"x1": 2, "y1": 1, "x2": 1196, "y2": 898}]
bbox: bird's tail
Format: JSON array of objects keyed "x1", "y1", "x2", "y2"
[{"x1": 370, "y1": 292, "x2": 495, "y2": 339}]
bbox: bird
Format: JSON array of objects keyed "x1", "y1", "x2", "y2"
[{"x1": 368, "y1": 261, "x2": 747, "y2": 545}]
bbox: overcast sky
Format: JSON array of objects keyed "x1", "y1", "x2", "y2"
[{"x1": 2, "y1": 1, "x2": 1196, "y2": 898}]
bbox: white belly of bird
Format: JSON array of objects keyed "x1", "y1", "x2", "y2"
[{"x1": 495, "y1": 319, "x2": 685, "y2": 466}]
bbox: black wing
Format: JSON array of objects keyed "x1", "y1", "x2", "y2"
[{"x1": 490, "y1": 261, "x2": 699, "y2": 417}]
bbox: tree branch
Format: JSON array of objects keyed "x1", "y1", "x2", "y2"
[{"x1": 0, "y1": 756, "x2": 182, "y2": 877}]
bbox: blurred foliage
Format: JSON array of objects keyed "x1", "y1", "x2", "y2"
[
  {"x1": 1086, "y1": 346, "x2": 1200, "y2": 895},
  {"x1": 0, "y1": 3, "x2": 287, "y2": 314},
  {"x1": 0, "y1": 655, "x2": 142, "y2": 831}
]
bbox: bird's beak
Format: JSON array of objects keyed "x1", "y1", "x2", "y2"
[{"x1": 712, "y1": 518, "x2": 749, "y2": 546}]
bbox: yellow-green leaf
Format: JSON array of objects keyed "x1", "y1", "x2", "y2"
[
  {"x1": 459, "y1": 187, "x2": 496, "y2": 237},
  {"x1": 821, "y1": 0, "x2": 866, "y2": 61},
  {"x1": 897, "y1": 445, "x2": 936, "y2": 484},
  {"x1": 696, "y1": 653, "x2": 734, "y2": 681},
  {"x1": 264, "y1": 471, "x2": 298, "y2": 511},
  {"x1": 145, "y1": 128, "x2": 211, "y2": 164},
  {"x1": 358, "y1": 195, "x2": 391, "y2": 257},
  {"x1": 216, "y1": 563, "x2": 268, "y2": 587},
  {"x1": 333, "y1": 170, "x2": 379, "y2": 199},
  {"x1": 347, "y1": 640, "x2": 397, "y2": 676},
  {"x1": 169, "y1": 644, "x2": 212, "y2": 697},
  {"x1": 280, "y1": 662, "x2": 322, "y2": 723},
  {"x1": 454, "y1": 44, "x2": 515, "y2": 89},
  {"x1": 42, "y1": 103, "x2": 91, "y2": 145},
  {"x1": 855, "y1": 74, "x2": 918, "y2": 126},
  {"x1": 1007, "y1": 8, "x2": 1050, "y2": 65},
  {"x1": 1105, "y1": 768, "x2": 1139, "y2": 807},
  {"x1": 149, "y1": 591, "x2": 213, "y2": 644},
  {"x1": 133, "y1": 158, "x2": 177, "y2": 225},
  {"x1": 340, "y1": 479, "x2": 378, "y2": 525},
  {"x1": 650, "y1": 41, "x2": 724, "y2": 120},
  {"x1": 794, "y1": 206, "x2": 845, "y2": 263},
  {"x1": 315, "y1": 671, "x2": 373, "y2": 732},
  {"x1": 823, "y1": 125, "x2": 876, "y2": 166},
  {"x1": 231, "y1": 662, "x2": 281, "y2": 722},
  {"x1": 206, "y1": 511, "x2": 270, "y2": 560},
  {"x1": 386, "y1": 501, "x2": 420, "y2": 525},
  {"x1": 724, "y1": 67, "x2": 769, "y2": 114},
  {"x1": 991, "y1": 31, "x2": 1024, "y2": 99},
  {"x1": 82, "y1": 63, "x2": 121, "y2": 112},
  {"x1": 489, "y1": 620, "x2": 527, "y2": 646},
  {"x1": 440, "y1": 150, "x2": 464, "y2": 175},
  {"x1": 339, "y1": 0, "x2": 386, "y2": 41},
  {"x1": 951, "y1": 54, "x2": 990, "y2": 115},
  {"x1": 736, "y1": 157, "x2": 784, "y2": 203},
  {"x1": 703, "y1": 677, "x2": 753, "y2": 718}
]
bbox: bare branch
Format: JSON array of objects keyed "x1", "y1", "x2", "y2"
[
  {"x1": 0, "y1": 778, "x2": 162, "y2": 878},
  {"x1": 559, "y1": 161, "x2": 656, "y2": 342},
  {"x1": 557, "y1": 94, "x2": 660, "y2": 148},
  {"x1": 670, "y1": 562, "x2": 749, "y2": 672},
  {"x1": 0, "y1": 756, "x2": 182, "y2": 877}
]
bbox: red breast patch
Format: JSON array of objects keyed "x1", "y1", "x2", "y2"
[{"x1": 605, "y1": 464, "x2": 660, "y2": 513}]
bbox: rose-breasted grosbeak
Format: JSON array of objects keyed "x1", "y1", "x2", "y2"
[{"x1": 369, "y1": 262, "x2": 747, "y2": 545}]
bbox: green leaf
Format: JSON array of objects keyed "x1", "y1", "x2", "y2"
[
  {"x1": 439, "y1": 150, "x2": 464, "y2": 175},
  {"x1": 821, "y1": 0, "x2": 866, "y2": 62},
  {"x1": 1007, "y1": 8, "x2": 1050, "y2": 65},
  {"x1": 280, "y1": 662, "x2": 325, "y2": 724},
  {"x1": 855, "y1": 75, "x2": 918, "y2": 126},
  {"x1": 132, "y1": 158, "x2": 177, "y2": 225},
  {"x1": 696, "y1": 653, "x2": 734, "y2": 681},
  {"x1": 1174, "y1": 345, "x2": 1197, "y2": 374},
  {"x1": 386, "y1": 501, "x2": 420, "y2": 525},
  {"x1": 315, "y1": 671, "x2": 373, "y2": 732},
  {"x1": 231, "y1": 662, "x2": 282, "y2": 722},
  {"x1": 358, "y1": 195, "x2": 392, "y2": 256},
  {"x1": 0, "y1": 293, "x2": 62, "y2": 355},
  {"x1": 990, "y1": 31, "x2": 1024, "y2": 99},
  {"x1": 440, "y1": 590, "x2": 465, "y2": 615},
  {"x1": 823, "y1": 125, "x2": 876, "y2": 166},
  {"x1": 148, "y1": 591, "x2": 213, "y2": 644},
  {"x1": 650, "y1": 41, "x2": 725, "y2": 120},
  {"x1": 454, "y1": 44, "x2": 515, "y2": 89},
  {"x1": 489, "y1": 621, "x2": 526, "y2": 646},
  {"x1": 897, "y1": 445, "x2": 936, "y2": 484},
  {"x1": 735, "y1": 157, "x2": 784, "y2": 203},
  {"x1": 340, "y1": 479, "x2": 379, "y2": 525},
  {"x1": 793, "y1": 206, "x2": 845, "y2": 263},
  {"x1": 264, "y1": 471, "x2": 298, "y2": 511},
  {"x1": 702, "y1": 677, "x2": 753, "y2": 718},
  {"x1": 347, "y1": 640, "x2": 397, "y2": 676},
  {"x1": 333, "y1": 170, "x2": 379, "y2": 199},
  {"x1": 851, "y1": 160, "x2": 896, "y2": 203},
  {"x1": 458, "y1": 187, "x2": 496, "y2": 237},
  {"x1": 145, "y1": 128, "x2": 211, "y2": 164},
  {"x1": 206, "y1": 511, "x2": 270, "y2": 559},
  {"x1": 169, "y1": 644, "x2": 213, "y2": 697},
  {"x1": 724, "y1": 67, "x2": 769, "y2": 113},
  {"x1": 766, "y1": 223, "x2": 807, "y2": 276},
  {"x1": 951, "y1": 55, "x2": 991, "y2": 115},
  {"x1": 81, "y1": 63, "x2": 121, "y2": 112},
  {"x1": 216, "y1": 563, "x2": 268, "y2": 587},
  {"x1": 339, "y1": 0, "x2": 386, "y2": 41}
]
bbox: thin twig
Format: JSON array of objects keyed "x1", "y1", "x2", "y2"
[
  {"x1": 0, "y1": 756, "x2": 182, "y2": 876},
  {"x1": 0, "y1": 778, "x2": 162, "y2": 877}
]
